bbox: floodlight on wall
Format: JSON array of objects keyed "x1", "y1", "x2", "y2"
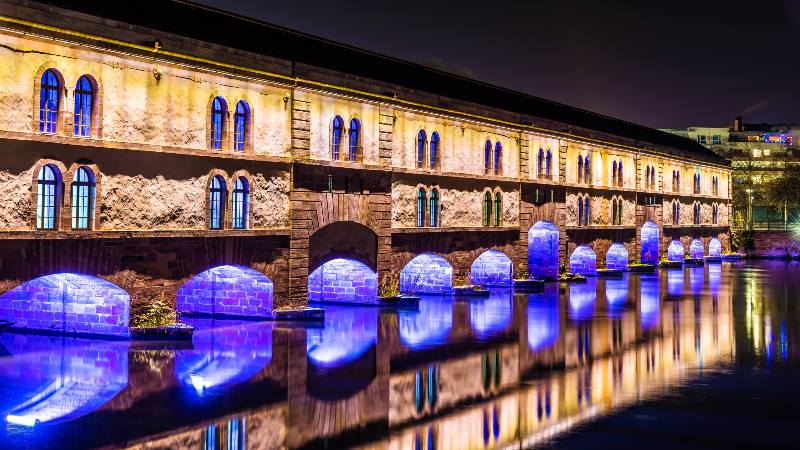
[{"x1": 152, "y1": 66, "x2": 163, "y2": 81}]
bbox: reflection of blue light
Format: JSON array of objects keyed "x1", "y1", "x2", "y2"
[
  {"x1": 470, "y1": 291, "x2": 514, "y2": 338},
  {"x1": 307, "y1": 307, "x2": 377, "y2": 367},
  {"x1": 399, "y1": 297, "x2": 453, "y2": 350},
  {"x1": 308, "y1": 258, "x2": 378, "y2": 303},
  {"x1": 668, "y1": 240, "x2": 684, "y2": 262},
  {"x1": 640, "y1": 277, "x2": 659, "y2": 330},
  {"x1": 175, "y1": 321, "x2": 273, "y2": 393},
  {"x1": 667, "y1": 269, "x2": 684, "y2": 296},
  {"x1": 708, "y1": 264, "x2": 721, "y2": 296},
  {"x1": 470, "y1": 250, "x2": 513, "y2": 287},
  {"x1": 569, "y1": 279, "x2": 596, "y2": 321},
  {"x1": 690, "y1": 239, "x2": 704, "y2": 259},
  {"x1": 176, "y1": 265, "x2": 273, "y2": 317},
  {"x1": 569, "y1": 245, "x2": 597, "y2": 276},
  {"x1": 689, "y1": 267, "x2": 704, "y2": 295},
  {"x1": 0, "y1": 334, "x2": 128, "y2": 426},
  {"x1": 528, "y1": 221, "x2": 560, "y2": 279},
  {"x1": 527, "y1": 296, "x2": 559, "y2": 352},
  {"x1": 605, "y1": 243, "x2": 629, "y2": 271},
  {"x1": 709, "y1": 238, "x2": 721, "y2": 257},
  {"x1": 640, "y1": 221, "x2": 660, "y2": 265},
  {"x1": 605, "y1": 277, "x2": 629, "y2": 318},
  {"x1": 400, "y1": 253, "x2": 453, "y2": 295}
]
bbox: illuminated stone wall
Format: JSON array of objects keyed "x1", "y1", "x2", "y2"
[
  {"x1": 569, "y1": 246, "x2": 597, "y2": 276},
  {"x1": 307, "y1": 258, "x2": 378, "y2": 304},
  {"x1": 605, "y1": 243, "x2": 629, "y2": 270},
  {"x1": 400, "y1": 253, "x2": 454, "y2": 295},
  {"x1": 470, "y1": 250, "x2": 513, "y2": 287},
  {"x1": 176, "y1": 265, "x2": 274, "y2": 318},
  {"x1": 668, "y1": 240, "x2": 685, "y2": 261},
  {"x1": 689, "y1": 239, "x2": 705, "y2": 258}
]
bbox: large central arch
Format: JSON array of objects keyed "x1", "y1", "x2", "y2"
[
  {"x1": 640, "y1": 221, "x2": 659, "y2": 265},
  {"x1": 308, "y1": 221, "x2": 378, "y2": 273},
  {"x1": 528, "y1": 221, "x2": 560, "y2": 280}
]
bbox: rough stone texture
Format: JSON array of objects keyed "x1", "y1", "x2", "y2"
[
  {"x1": 307, "y1": 258, "x2": 378, "y2": 303},
  {"x1": 250, "y1": 171, "x2": 291, "y2": 228},
  {"x1": 100, "y1": 174, "x2": 205, "y2": 230},
  {"x1": 0, "y1": 168, "x2": 33, "y2": 229},
  {"x1": 176, "y1": 265, "x2": 274, "y2": 317}
]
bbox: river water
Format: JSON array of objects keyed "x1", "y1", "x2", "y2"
[{"x1": 1, "y1": 261, "x2": 798, "y2": 449}]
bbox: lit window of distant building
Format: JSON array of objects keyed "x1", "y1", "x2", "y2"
[
  {"x1": 698, "y1": 135, "x2": 707, "y2": 144},
  {"x1": 712, "y1": 135, "x2": 721, "y2": 144}
]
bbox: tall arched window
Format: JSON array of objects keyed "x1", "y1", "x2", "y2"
[
  {"x1": 694, "y1": 202, "x2": 701, "y2": 225},
  {"x1": 417, "y1": 188, "x2": 427, "y2": 227},
  {"x1": 617, "y1": 161, "x2": 623, "y2": 187},
  {"x1": 71, "y1": 166, "x2": 95, "y2": 230},
  {"x1": 584, "y1": 156, "x2": 591, "y2": 184},
  {"x1": 232, "y1": 177, "x2": 249, "y2": 229},
  {"x1": 233, "y1": 100, "x2": 250, "y2": 152},
  {"x1": 583, "y1": 197, "x2": 590, "y2": 226},
  {"x1": 612, "y1": 161, "x2": 618, "y2": 186},
  {"x1": 617, "y1": 198, "x2": 623, "y2": 225},
  {"x1": 331, "y1": 115, "x2": 343, "y2": 160},
  {"x1": 209, "y1": 175, "x2": 226, "y2": 229},
  {"x1": 210, "y1": 96, "x2": 227, "y2": 150},
  {"x1": 712, "y1": 204, "x2": 718, "y2": 224},
  {"x1": 484, "y1": 140, "x2": 492, "y2": 175},
  {"x1": 577, "y1": 156, "x2": 584, "y2": 183},
  {"x1": 645, "y1": 166, "x2": 650, "y2": 189},
  {"x1": 545, "y1": 150, "x2": 552, "y2": 177},
  {"x1": 494, "y1": 142, "x2": 502, "y2": 176},
  {"x1": 348, "y1": 118, "x2": 360, "y2": 162},
  {"x1": 73, "y1": 75, "x2": 93, "y2": 137},
  {"x1": 493, "y1": 192, "x2": 502, "y2": 226},
  {"x1": 483, "y1": 191, "x2": 492, "y2": 226},
  {"x1": 416, "y1": 129, "x2": 427, "y2": 169},
  {"x1": 36, "y1": 164, "x2": 61, "y2": 230},
  {"x1": 577, "y1": 196, "x2": 584, "y2": 226},
  {"x1": 650, "y1": 166, "x2": 656, "y2": 189},
  {"x1": 429, "y1": 188, "x2": 440, "y2": 227},
  {"x1": 39, "y1": 69, "x2": 60, "y2": 134},
  {"x1": 611, "y1": 198, "x2": 618, "y2": 225},
  {"x1": 430, "y1": 132, "x2": 440, "y2": 170},
  {"x1": 673, "y1": 201, "x2": 680, "y2": 225},
  {"x1": 537, "y1": 149, "x2": 545, "y2": 177}
]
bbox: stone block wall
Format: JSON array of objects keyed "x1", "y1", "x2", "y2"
[
  {"x1": 176, "y1": 265, "x2": 274, "y2": 318},
  {"x1": 307, "y1": 258, "x2": 378, "y2": 303}
]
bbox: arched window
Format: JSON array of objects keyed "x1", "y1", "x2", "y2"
[
  {"x1": 427, "y1": 365, "x2": 438, "y2": 408},
  {"x1": 617, "y1": 197, "x2": 623, "y2": 225},
  {"x1": 429, "y1": 188, "x2": 440, "y2": 227},
  {"x1": 430, "y1": 132, "x2": 440, "y2": 170},
  {"x1": 577, "y1": 196, "x2": 584, "y2": 226},
  {"x1": 537, "y1": 149, "x2": 545, "y2": 177},
  {"x1": 617, "y1": 161, "x2": 623, "y2": 187},
  {"x1": 577, "y1": 156, "x2": 584, "y2": 183},
  {"x1": 209, "y1": 175, "x2": 226, "y2": 229},
  {"x1": 583, "y1": 197, "x2": 590, "y2": 226},
  {"x1": 673, "y1": 201, "x2": 680, "y2": 225},
  {"x1": 484, "y1": 140, "x2": 492, "y2": 175},
  {"x1": 210, "y1": 96, "x2": 227, "y2": 150},
  {"x1": 694, "y1": 202, "x2": 701, "y2": 225},
  {"x1": 675, "y1": 171, "x2": 680, "y2": 192},
  {"x1": 417, "y1": 188, "x2": 427, "y2": 227},
  {"x1": 645, "y1": 166, "x2": 650, "y2": 189},
  {"x1": 493, "y1": 192, "x2": 502, "y2": 226},
  {"x1": 36, "y1": 164, "x2": 61, "y2": 230},
  {"x1": 651, "y1": 167, "x2": 656, "y2": 189},
  {"x1": 39, "y1": 69, "x2": 60, "y2": 134},
  {"x1": 545, "y1": 150, "x2": 552, "y2": 177},
  {"x1": 712, "y1": 203, "x2": 718, "y2": 224},
  {"x1": 233, "y1": 100, "x2": 250, "y2": 152},
  {"x1": 584, "y1": 156, "x2": 591, "y2": 184},
  {"x1": 73, "y1": 75, "x2": 93, "y2": 137},
  {"x1": 231, "y1": 177, "x2": 249, "y2": 229},
  {"x1": 494, "y1": 142, "x2": 502, "y2": 176},
  {"x1": 416, "y1": 129, "x2": 427, "y2": 169},
  {"x1": 483, "y1": 191, "x2": 492, "y2": 226},
  {"x1": 612, "y1": 161, "x2": 617, "y2": 186},
  {"x1": 348, "y1": 118, "x2": 360, "y2": 162},
  {"x1": 611, "y1": 198, "x2": 618, "y2": 225},
  {"x1": 331, "y1": 116, "x2": 343, "y2": 160},
  {"x1": 71, "y1": 166, "x2": 95, "y2": 230}
]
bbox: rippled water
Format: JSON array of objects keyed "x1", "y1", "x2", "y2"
[{"x1": 1, "y1": 261, "x2": 799, "y2": 449}]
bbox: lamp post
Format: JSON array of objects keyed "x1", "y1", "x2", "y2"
[{"x1": 745, "y1": 188, "x2": 754, "y2": 230}]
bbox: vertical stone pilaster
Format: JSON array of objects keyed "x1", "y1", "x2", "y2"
[
  {"x1": 558, "y1": 142, "x2": 568, "y2": 183},
  {"x1": 378, "y1": 108, "x2": 394, "y2": 167},
  {"x1": 291, "y1": 90, "x2": 311, "y2": 159},
  {"x1": 519, "y1": 135, "x2": 530, "y2": 178}
]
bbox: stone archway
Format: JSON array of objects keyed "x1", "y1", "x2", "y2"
[
  {"x1": 528, "y1": 221, "x2": 560, "y2": 280},
  {"x1": 640, "y1": 221, "x2": 659, "y2": 265}
]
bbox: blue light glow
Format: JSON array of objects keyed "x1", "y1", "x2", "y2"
[
  {"x1": 708, "y1": 263, "x2": 721, "y2": 295},
  {"x1": 688, "y1": 266, "x2": 704, "y2": 295},
  {"x1": 569, "y1": 278, "x2": 597, "y2": 321},
  {"x1": 0, "y1": 273, "x2": 130, "y2": 337},
  {"x1": 528, "y1": 221, "x2": 560, "y2": 279},
  {"x1": 308, "y1": 258, "x2": 378, "y2": 304},
  {"x1": 569, "y1": 245, "x2": 597, "y2": 276},
  {"x1": 668, "y1": 240, "x2": 684, "y2": 262},
  {"x1": 0, "y1": 334, "x2": 128, "y2": 426},
  {"x1": 690, "y1": 239, "x2": 704, "y2": 259},
  {"x1": 470, "y1": 290, "x2": 514, "y2": 338},
  {"x1": 470, "y1": 250, "x2": 513, "y2": 287},
  {"x1": 605, "y1": 243, "x2": 629, "y2": 271},
  {"x1": 399, "y1": 297, "x2": 453, "y2": 350},
  {"x1": 640, "y1": 277, "x2": 660, "y2": 330},
  {"x1": 175, "y1": 321, "x2": 273, "y2": 393},
  {"x1": 306, "y1": 307, "x2": 377, "y2": 367},
  {"x1": 527, "y1": 295, "x2": 560, "y2": 352},
  {"x1": 640, "y1": 221, "x2": 660, "y2": 265},
  {"x1": 709, "y1": 237, "x2": 721, "y2": 257},
  {"x1": 400, "y1": 253, "x2": 453, "y2": 295},
  {"x1": 176, "y1": 265, "x2": 273, "y2": 318},
  {"x1": 667, "y1": 269, "x2": 684, "y2": 296},
  {"x1": 605, "y1": 277, "x2": 629, "y2": 318}
]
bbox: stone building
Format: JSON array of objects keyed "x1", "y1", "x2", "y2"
[{"x1": 0, "y1": 0, "x2": 730, "y2": 331}]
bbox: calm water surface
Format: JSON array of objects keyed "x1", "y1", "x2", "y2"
[{"x1": 1, "y1": 261, "x2": 799, "y2": 449}]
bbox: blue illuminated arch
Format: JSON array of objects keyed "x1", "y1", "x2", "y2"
[
  {"x1": 308, "y1": 258, "x2": 378, "y2": 304},
  {"x1": 668, "y1": 240, "x2": 684, "y2": 262},
  {"x1": 569, "y1": 278, "x2": 596, "y2": 321},
  {"x1": 527, "y1": 295, "x2": 560, "y2": 352},
  {"x1": 569, "y1": 245, "x2": 597, "y2": 276},
  {"x1": 399, "y1": 296, "x2": 454, "y2": 350},
  {"x1": 470, "y1": 250, "x2": 513, "y2": 287},
  {"x1": 176, "y1": 265, "x2": 273, "y2": 318},
  {"x1": 640, "y1": 221, "x2": 659, "y2": 265},
  {"x1": 306, "y1": 306, "x2": 377, "y2": 367},
  {"x1": 0, "y1": 336, "x2": 129, "y2": 426},
  {"x1": 0, "y1": 273, "x2": 130, "y2": 336},
  {"x1": 400, "y1": 253, "x2": 453, "y2": 295},
  {"x1": 470, "y1": 290, "x2": 513, "y2": 338},
  {"x1": 528, "y1": 221, "x2": 559, "y2": 280},
  {"x1": 690, "y1": 238, "x2": 704, "y2": 259},
  {"x1": 605, "y1": 243, "x2": 628, "y2": 271},
  {"x1": 175, "y1": 321, "x2": 273, "y2": 393}
]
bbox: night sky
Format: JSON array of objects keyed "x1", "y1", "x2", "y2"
[{"x1": 197, "y1": 0, "x2": 800, "y2": 129}]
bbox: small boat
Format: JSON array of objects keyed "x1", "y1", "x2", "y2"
[{"x1": 0, "y1": 319, "x2": 14, "y2": 335}]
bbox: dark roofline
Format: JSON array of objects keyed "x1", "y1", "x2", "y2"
[{"x1": 31, "y1": 0, "x2": 726, "y2": 164}]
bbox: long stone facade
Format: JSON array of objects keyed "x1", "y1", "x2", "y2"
[{"x1": 0, "y1": 1, "x2": 731, "y2": 325}]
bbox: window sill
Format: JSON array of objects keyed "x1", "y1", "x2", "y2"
[
  {"x1": 392, "y1": 226, "x2": 519, "y2": 234},
  {"x1": 0, "y1": 228, "x2": 291, "y2": 240}
]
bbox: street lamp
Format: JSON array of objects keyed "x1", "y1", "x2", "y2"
[{"x1": 745, "y1": 188, "x2": 754, "y2": 230}]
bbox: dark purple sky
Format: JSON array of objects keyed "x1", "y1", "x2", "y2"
[{"x1": 197, "y1": 0, "x2": 800, "y2": 128}]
